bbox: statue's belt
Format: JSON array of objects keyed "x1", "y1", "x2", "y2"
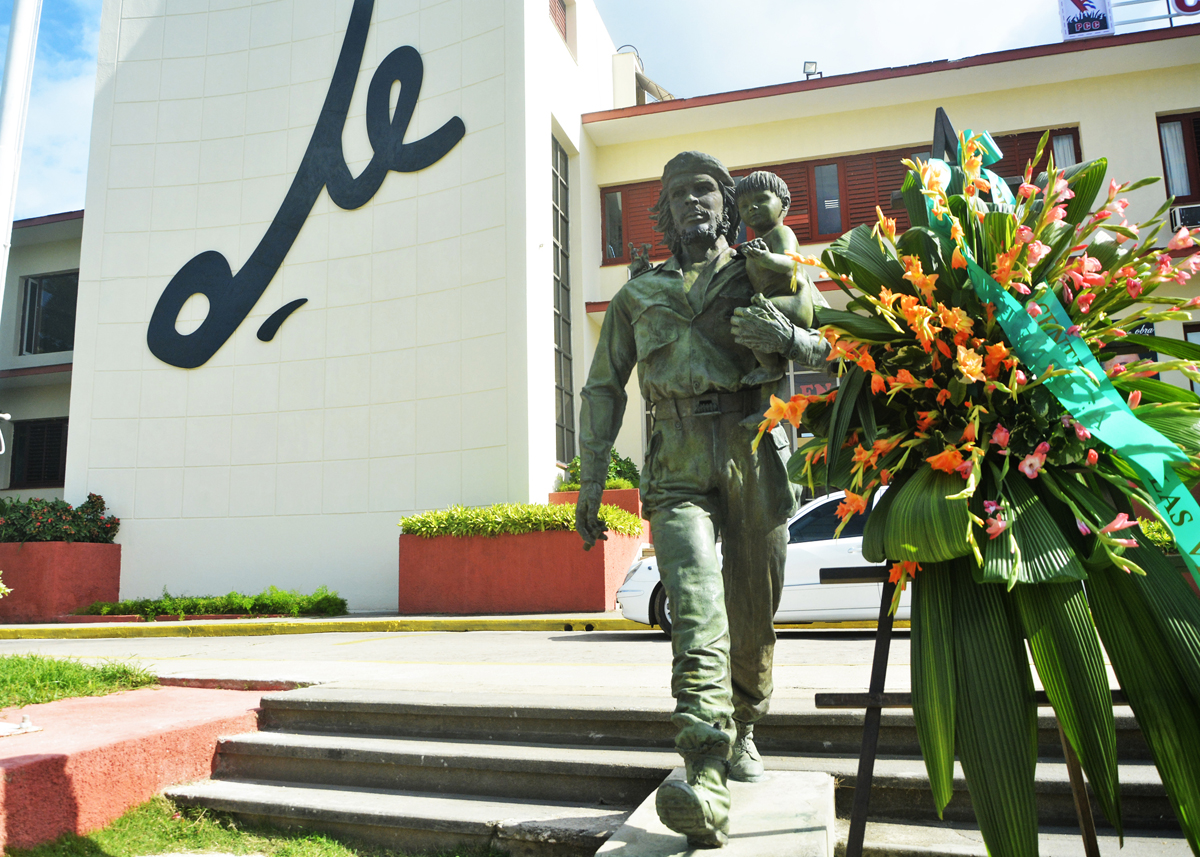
[{"x1": 653, "y1": 390, "x2": 758, "y2": 419}]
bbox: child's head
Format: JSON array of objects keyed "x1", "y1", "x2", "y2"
[{"x1": 736, "y1": 171, "x2": 790, "y2": 231}]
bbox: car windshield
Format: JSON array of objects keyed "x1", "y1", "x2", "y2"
[{"x1": 788, "y1": 499, "x2": 868, "y2": 543}]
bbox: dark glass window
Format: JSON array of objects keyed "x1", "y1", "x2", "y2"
[
  {"x1": 553, "y1": 137, "x2": 575, "y2": 464},
  {"x1": 1159, "y1": 112, "x2": 1200, "y2": 206},
  {"x1": 603, "y1": 190, "x2": 623, "y2": 260},
  {"x1": 9, "y1": 418, "x2": 68, "y2": 489},
  {"x1": 813, "y1": 164, "x2": 841, "y2": 236},
  {"x1": 788, "y1": 498, "x2": 868, "y2": 543},
  {"x1": 21, "y1": 272, "x2": 78, "y2": 355}
]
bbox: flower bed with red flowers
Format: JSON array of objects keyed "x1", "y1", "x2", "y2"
[{"x1": 0, "y1": 493, "x2": 119, "y2": 544}]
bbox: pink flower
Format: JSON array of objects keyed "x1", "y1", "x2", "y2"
[
  {"x1": 1053, "y1": 176, "x2": 1075, "y2": 200},
  {"x1": 991, "y1": 424, "x2": 1010, "y2": 449},
  {"x1": 955, "y1": 458, "x2": 974, "y2": 479},
  {"x1": 1026, "y1": 241, "x2": 1051, "y2": 266},
  {"x1": 1128, "y1": 390, "x2": 1142, "y2": 408},
  {"x1": 983, "y1": 500, "x2": 1001, "y2": 515},
  {"x1": 1076, "y1": 292, "x2": 1096, "y2": 313},
  {"x1": 1019, "y1": 442, "x2": 1050, "y2": 479},
  {"x1": 1015, "y1": 225, "x2": 1034, "y2": 244},
  {"x1": 1086, "y1": 449, "x2": 1099, "y2": 466},
  {"x1": 1047, "y1": 205, "x2": 1068, "y2": 222},
  {"x1": 986, "y1": 516, "x2": 1008, "y2": 539},
  {"x1": 1106, "y1": 198, "x2": 1129, "y2": 218},
  {"x1": 1108, "y1": 178, "x2": 1120, "y2": 199},
  {"x1": 1100, "y1": 512, "x2": 1137, "y2": 534},
  {"x1": 1027, "y1": 302, "x2": 1043, "y2": 318},
  {"x1": 1082, "y1": 255, "x2": 1102, "y2": 274},
  {"x1": 1126, "y1": 278, "x2": 1143, "y2": 299},
  {"x1": 1188, "y1": 255, "x2": 1200, "y2": 275},
  {"x1": 1018, "y1": 182, "x2": 1039, "y2": 199},
  {"x1": 1015, "y1": 370, "x2": 1028, "y2": 386},
  {"x1": 1067, "y1": 325, "x2": 1082, "y2": 336},
  {"x1": 1168, "y1": 227, "x2": 1196, "y2": 251},
  {"x1": 1184, "y1": 295, "x2": 1200, "y2": 308},
  {"x1": 1090, "y1": 210, "x2": 1113, "y2": 223},
  {"x1": 1077, "y1": 518, "x2": 1091, "y2": 535},
  {"x1": 1012, "y1": 283, "x2": 1031, "y2": 295},
  {"x1": 1113, "y1": 219, "x2": 1138, "y2": 244},
  {"x1": 1114, "y1": 538, "x2": 1138, "y2": 548},
  {"x1": 1074, "y1": 421, "x2": 1092, "y2": 441}
]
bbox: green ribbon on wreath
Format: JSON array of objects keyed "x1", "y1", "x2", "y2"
[{"x1": 922, "y1": 140, "x2": 1200, "y2": 589}]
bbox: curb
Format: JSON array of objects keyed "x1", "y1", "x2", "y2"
[{"x1": 0, "y1": 616, "x2": 651, "y2": 640}]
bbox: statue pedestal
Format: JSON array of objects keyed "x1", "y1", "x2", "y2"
[{"x1": 598, "y1": 769, "x2": 834, "y2": 857}]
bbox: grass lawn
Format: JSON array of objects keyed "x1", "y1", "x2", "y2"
[
  {"x1": 6, "y1": 797, "x2": 507, "y2": 857},
  {"x1": 0, "y1": 653, "x2": 157, "y2": 709}
]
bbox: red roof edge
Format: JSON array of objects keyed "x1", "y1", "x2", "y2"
[
  {"x1": 583, "y1": 23, "x2": 1200, "y2": 124},
  {"x1": 13, "y1": 210, "x2": 84, "y2": 229}
]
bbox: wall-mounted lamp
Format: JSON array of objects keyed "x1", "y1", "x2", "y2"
[{"x1": 804, "y1": 61, "x2": 822, "y2": 80}]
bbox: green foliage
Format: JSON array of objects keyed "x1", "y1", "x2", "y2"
[
  {"x1": 564, "y1": 449, "x2": 641, "y2": 488},
  {"x1": 5, "y1": 795, "x2": 509, "y2": 857},
  {"x1": 0, "y1": 571, "x2": 9, "y2": 599},
  {"x1": 0, "y1": 654, "x2": 156, "y2": 708},
  {"x1": 76, "y1": 585, "x2": 348, "y2": 621},
  {"x1": 0, "y1": 493, "x2": 120, "y2": 543},
  {"x1": 556, "y1": 478, "x2": 635, "y2": 491},
  {"x1": 1140, "y1": 517, "x2": 1177, "y2": 553},
  {"x1": 399, "y1": 502, "x2": 643, "y2": 538}
]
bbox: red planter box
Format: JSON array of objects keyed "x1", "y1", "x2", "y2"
[
  {"x1": 548, "y1": 487, "x2": 651, "y2": 541},
  {"x1": 0, "y1": 543, "x2": 121, "y2": 624},
  {"x1": 398, "y1": 529, "x2": 643, "y2": 614}
]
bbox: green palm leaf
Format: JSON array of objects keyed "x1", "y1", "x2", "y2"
[
  {"x1": 1012, "y1": 581, "x2": 1122, "y2": 834},
  {"x1": 823, "y1": 225, "x2": 905, "y2": 297},
  {"x1": 980, "y1": 475, "x2": 1086, "y2": 587},
  {"x1": 882, "y1": 465, "x2": 973, "y2": 562},
  {"x1": 951, "y1": 569, "x2": 1039, "y2": 857},
  {"x1": 826, "y1": 365, "x2": 866, "y2": 478},
  {"x1": 862, "y1": 468, "x2": 913, "y2": 563},
  {"x1": 814, "y1": 307, "x2": 900, "y2": 343},
  {"x1": 1136, "y1": 410, "x2": 1200, "y2": 453},
  {"x1": 1121, "y1": 334, "x2": 1200, "y2": 363},
  {"x1": 1086, "y1": 558, "x2": 1200, "y2": 851},
  {"x1": 911, "y1": 559, "x2": 957, "y2": 817},
  {"x1": 1061, "y1": 157, "x2": 1108, "y2": 226},
  {"x1": 1112, "y1": 376, "x2": 1200, "y2": 406}
]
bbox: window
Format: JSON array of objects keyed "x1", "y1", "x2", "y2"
[
  {"x1": 21, "y1": 271, "x2": 78, "y2": 355},
  {"x1": 1159, "y1": 112, "x2": 1200, "y2": 205},
  {"x1": 549, "y1": 0, "x2": 567, "y2": 41},
  {"x1": 601, "y1": 182, "x2": 668, "y2": 267},
  {"x1": 9, "y1": 418, "x2": 68, "y2": 489},
  {"x1": 552, "y1": 137, "x2": 575, "y2": 464},
  {"x1": 788, "y1": 497, "x2": 868, "y2": 543}
]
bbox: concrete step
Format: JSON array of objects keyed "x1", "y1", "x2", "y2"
[
  {"x1": 258, "y1": 688, "x2": 1153, "y2": 760},
  {"x1": 165, "y1": 778, "x2": 630, "y2": 857},
  {"x1": 214, "y1": 731, "x2": 676, "y2": 806},
  {"x1": 210, "y1": 728, "x2": 1173, "y2": 831},
  {"x1": 832, "y1": 818, "x2": 1194, "y2": 857}
]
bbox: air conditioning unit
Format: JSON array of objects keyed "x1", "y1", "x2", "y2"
[{"x1": 1171, "y1": 204, "x2": 1200, "y2": 231}]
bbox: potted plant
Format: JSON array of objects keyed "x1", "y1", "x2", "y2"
[
  {"x1": 764, "y1": 123, "x2": 1200, "y2": 856},
  {"x1": 549, "y1": 451, "x2": 648, "y2": 538},
  {"x1": 398, "y1": 502, "x2": 644, "y2": 614},
  {"x1": 0, "y1": 494, "x2": 121, "y2": 624}
]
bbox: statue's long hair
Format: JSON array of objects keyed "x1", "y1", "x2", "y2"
[{"x1": 650, "y1": 183, "x2": 740, "y2": 260}]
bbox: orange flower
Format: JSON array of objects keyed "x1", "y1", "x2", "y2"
[
  {"x1": 856, "y1": 350, "x2": 877, "y2": 373},
  {"x1": 935, "y1": 338, "x2": 952, "y2": 358},
  {"x1": 927, "y1": 446, "x2": 965, "y2": 474},
  {"x1": 877, "y1": 287, "x2": 900, "y2": 311},
  {"x1": 983, "y1": 342, "x2": 1012, "y2": 379},
  {"x1": 836, "y1": 489, "x2": 868, "y2": 521},
  {"x1": 871, "y1": 373, "x2": 887, "y2": 394},
  {"x1": 952, "y1": 247, "x2": 968, "y2": 270},
  {"x1": 874, "y1": 206, "x2": 897, "y2": 242},
  {"x1": 950, "y1": 218, "x2": 964, "y2": 241},
  {"x1": 956, "y1": 345, "x2": 986, "y2": 383},
  {"x1": 962, "y1": 422, "x2": 977, "y2": 443},
  {"x1": 902, "y1": 255, "x2": 939, "y2": 305},
  {"x1": 936, "y1": 388, "x2": 952, "y2": 405},
  {"x1": 751, "y1": 395, "x2": 792, "y2": 452},
  {"x1": 888, "y1": 560, "x2": 920, "y2": 590},
  {"x1": 880, "y1": 468, "x2": 892, "y2": 485},
  {"x1": 916, "y1": 411, "x2": 939, "y2": 431}
]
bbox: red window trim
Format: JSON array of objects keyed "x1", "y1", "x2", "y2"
[{"x1": 1158, "y1": 111, "x2": 1200, "y2": 207}]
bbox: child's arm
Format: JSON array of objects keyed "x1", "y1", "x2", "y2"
[{"x1": 743, "y1": 241, "x2": 799, "y2": 275}]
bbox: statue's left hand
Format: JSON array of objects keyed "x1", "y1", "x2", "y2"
[
  {"x1": 575, "y1": 481, "x2": 609, "y2": 552},
  {"x1": 731, "y1": 294, "x2": 794, "y2": 354}
]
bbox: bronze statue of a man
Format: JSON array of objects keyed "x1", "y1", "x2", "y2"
[{"x1": 576, "y1": 152, "x2": 823, "y2": 847}]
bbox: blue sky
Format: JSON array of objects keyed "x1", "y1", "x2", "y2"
[{"x1": 0, "y1": 0, "x2": 1184, "y2": 219}]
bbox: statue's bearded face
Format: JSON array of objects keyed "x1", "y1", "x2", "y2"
[{"x1": 666, "y1": 172, "x2": 726, "y2": 250}]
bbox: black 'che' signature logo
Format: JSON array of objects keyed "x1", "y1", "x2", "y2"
[{"x1": 147, "y1": 0, "x2": 465, "y2": 368}]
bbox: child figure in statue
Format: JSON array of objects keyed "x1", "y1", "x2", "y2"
[{"x1": 735, "y1": 171, "x2": 818, "y2": 387}]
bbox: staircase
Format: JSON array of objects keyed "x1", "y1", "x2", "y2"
[{"x1": 166, "y1": 687, "x2": 1180, "y2": 856}]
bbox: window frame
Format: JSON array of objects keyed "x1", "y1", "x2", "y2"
[
  {"x1": 8, "y1": 417, "x2": 69, "y2": 490},
  {"x1": 806, "y1": 157, "x2": 851, "y2": 242},
  {"x1": 1158, "y1": 112, "x2": 1200, "y2": 207},
  {"x1": 20, "y1": 269, "x2": 79, "y2": 357}
]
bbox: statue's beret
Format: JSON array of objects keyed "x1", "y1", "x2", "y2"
[{"x1": 661, "y1": 151, "x2": 734, "y2": 189}]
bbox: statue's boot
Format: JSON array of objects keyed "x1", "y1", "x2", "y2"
[
  {"x1": 728, "y1": 721, "x2": 765, "y2": 782},
  {"x1": 655, "y1": 754, "x2": 731, "y2": 848}
]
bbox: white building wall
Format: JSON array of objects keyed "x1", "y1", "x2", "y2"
[{"x1": 67, "y1": 0, "x2": 614, "y2": 609}]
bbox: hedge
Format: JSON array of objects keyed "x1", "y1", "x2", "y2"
[{"x1": 399, "y1": 502, "x2": 643, "y2": 538}]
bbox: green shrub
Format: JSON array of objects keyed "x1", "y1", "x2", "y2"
[
  {"x1": 1139, "y1": 517, "x2": 1177, "y2": 553},
  {"x1": 76, "y1": 585, "x2": 348, "y2": 621},
  {"x1": 557, "y1": 477, "x2": 635, "y2": 492},
  {"x1": 0, "y1": 493, "x2": 119, "y2": 543},
  {"x1": 563, "y1": 450, "x2": 640, "y2": 489},
  {"x1": 399, "y1": 502, "x2": 643, "y2": 538},
  {"x1": 0, "y1": 571, "x2": 9, "y2": 599}
]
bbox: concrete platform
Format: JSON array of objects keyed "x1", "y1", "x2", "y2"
[
  {"x1": 598, "y1": 769, "x2": 835, "y2": 857},
  {"x1": 0, "y1": 686, "x2": 261, "y2": 850}
]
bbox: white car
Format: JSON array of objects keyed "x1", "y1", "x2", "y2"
[{"x1": 616, "y1": 491, "x2": 911, "y2": 634}]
